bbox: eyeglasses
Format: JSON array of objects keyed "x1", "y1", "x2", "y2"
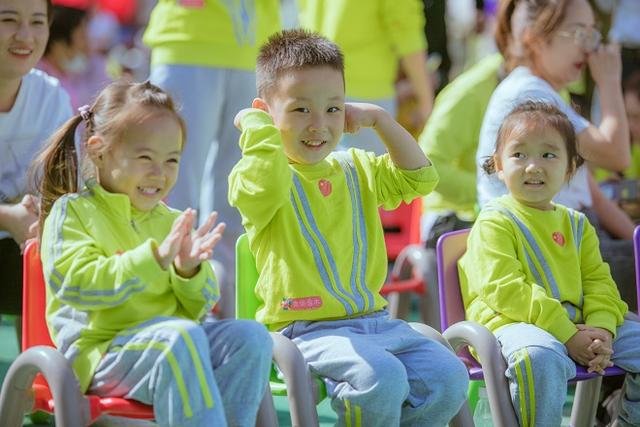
[{"x1": 556, "y1": 27, "x2": 602, "y2": 52}]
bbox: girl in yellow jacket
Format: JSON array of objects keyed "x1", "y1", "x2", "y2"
[
  {"x1": 459, "y1": 101, "x2": 640, "y2": 427},
  {"x1": 34, "y1": 81, "x2": 272, "y2": 427}
]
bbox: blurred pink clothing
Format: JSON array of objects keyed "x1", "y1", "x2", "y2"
[{"x1": 37, "y1": 55, "x2": 111, "y2": 110}]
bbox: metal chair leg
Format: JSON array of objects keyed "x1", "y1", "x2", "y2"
[{"x1": 571, "y1": 376, "x2": 602, "y2": 427}]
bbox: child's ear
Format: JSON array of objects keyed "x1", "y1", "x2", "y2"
[
  {"x1": 252, "y1": 98, "x2": 269, "y2": 113},
  {"x1": 494, "y1": 156, "x2": 505, "y2": 181},
  {"x1": 86, "y1": 135, "x2": 105, "y2": 166}
]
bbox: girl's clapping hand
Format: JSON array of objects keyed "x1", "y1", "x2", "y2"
[{"x1": 174, "y1": 211, "x2": 226, "y2": 278}]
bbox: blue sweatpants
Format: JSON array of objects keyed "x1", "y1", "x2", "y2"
[
  {"x1": 88, "y1": 316, "x2": 273, "y2": 427},
  {"x1": 495, "y1": 313, "x2": 640, "y2": 427},
  {"x1": 281, "y1": 310, "x2": 469, "y2": 427}
]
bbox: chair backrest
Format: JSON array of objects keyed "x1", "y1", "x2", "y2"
[
  {"x1": 633, "y1": 225, "x2": 640, "y2": 313},
  {"x1": 22, "y1": 240, "x2": 55, "y2": 351},
  {"x1": 379, "y1": 198, "x2": 422, "y2": 261},
  {"x1": 235, "y1": 234, "x2": 261, "y2": 320},
  {"x1": 436, "y1": 229, "x2": 471, "y2": 332}
]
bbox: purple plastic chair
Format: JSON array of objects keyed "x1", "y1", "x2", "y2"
[{"x1": 437, "y1": 228, "x2": 631, "y2": 427}]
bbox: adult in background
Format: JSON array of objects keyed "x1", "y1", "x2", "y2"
[{"x1": 0, "y1": 0, "x2": 72, "y2": 319}]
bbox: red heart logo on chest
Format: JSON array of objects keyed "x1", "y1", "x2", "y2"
[
  {"x1": 552, "y1": 231, "x2": 565, "y2": 246},
  {"x1": 318, "y1": 179, "x2": 332, "y2": 197}
]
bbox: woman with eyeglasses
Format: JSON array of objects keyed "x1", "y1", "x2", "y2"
[{"x1": 474, "y1": 0, "x2": 639, "y2": 312}]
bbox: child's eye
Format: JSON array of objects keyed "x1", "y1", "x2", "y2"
[
  {"x1": 138, "y1": 155, "x2": 152, "y2": 161},
  {"x1": 31, "y1": 20, "x2": 46, "y2": 26},
  {"x1": 512, "y1": 152, "x2": 525, "y2": 159},
  {"x1": 293, "y1": 107, "x2": 309, "y2": 113},
  {"x1": 327, "y1": 106, "x2": 341, "y2": 113},
  {"x1": 543, "y1": 152, "x2": 557, "y2": 159},
  {"x1": 167, "y1": 158, "x2": 179, "y2": 164}
]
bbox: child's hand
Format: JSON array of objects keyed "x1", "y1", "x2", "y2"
[
  {"x1": 174, "y1": 211, "x2": 226, "y2": 278},
  {"x1": 565, "y1": 329, "x2": 599, "y2": 366},
  {"x1": 586, "y1": 339, "x2": 614, "y2": 374},
  {"x1": 155, "y1": 209, "x2": 194, "y2": 270},
  {"x1": 234, "y1": 108, "x2": 265, "y2": 131},
  {"x1": 344, "y1": 103, "x2": 385, "y2": 134},
  {"x1": 576, "y1": 325, "x2": 614, "y2": 374}
]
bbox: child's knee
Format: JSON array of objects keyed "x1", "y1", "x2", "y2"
[
  {"x1": 227, "y1": 319, "x2": 273, "y2": 356},
  {"x1": 428, "y1": 352, "x2": 469, "y2": 403},
  {"x1": 509, "y1": 345, "x2": 573, "y2": 380}
]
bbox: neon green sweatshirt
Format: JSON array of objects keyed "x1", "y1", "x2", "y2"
[
  {"x1": 297, "y1": 0, "x2": 426, "y2": 99},
  {"x1": 143, "y1": 0, "x2": 281, "y2": 69},
  {"x1": 228, "y1": 111, "x2": 438, "y2": 330},
  {"x1": 41, "y1": 183, "x2": 218, "y2": 392},
  {"x1": 459, "y1": 195, "x2": 627, "y2": 344},
  {"x1": 420, "y1": 54, "x2": 503, "y2": 220}
]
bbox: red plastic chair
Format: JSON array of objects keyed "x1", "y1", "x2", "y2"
[
  {"x1": 379, "y1": 198, "x2": 422, "y2": 261},
  {"x1": 437, "y1": 229, "x2": 632, "y2": 427},
  {"x1": 0, "y1": 241, "x2": 154, "y2": 427},
  {"x1": 379, "y1": 199, "x2": 427, "y2": 296}
]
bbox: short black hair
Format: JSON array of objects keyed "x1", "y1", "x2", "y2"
[{"x1": 256, "y1": 29, "x2": 344, "y2": 99}]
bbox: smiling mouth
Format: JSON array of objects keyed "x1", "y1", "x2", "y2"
[
  {"x1": 9, "y1": 48, "x2": 32, "y2": 56},
  {"x1": 138, "y1": 186, "x2": 161, "y2": 195},
  {"x1": 301, "y1": 140, "x2": 327, "y2": 148},
  {"x1": 524, "y1": 179, "x2": 544, "y2": 185}
]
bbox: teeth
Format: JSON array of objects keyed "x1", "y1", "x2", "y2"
[
  {"x1": 302, "y1": 140, "x2": 325, "y2": 147},
  {"x1": 139, "y1": 187, "x2": 159, "y2": 195},
  {"x1": 9, "y1": 48, "x2": 31, "y2": 55}
]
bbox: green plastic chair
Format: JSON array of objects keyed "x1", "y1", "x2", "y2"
[{"x1": 236, "y1": 234, "x2": 325, "y2": 426}]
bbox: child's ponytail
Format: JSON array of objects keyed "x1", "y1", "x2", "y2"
[{"x1": 33, "y1": 113, "x2": 83, "y2": 235}]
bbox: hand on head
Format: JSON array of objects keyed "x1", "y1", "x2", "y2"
[
  {"x1": 234, "y1": 108, "x2": 267, "y2": 131},
  {"x1": 343, "y1": 103, "x2": 385, "y2": 134},
  {"x1": 155, "y1": 209, "x2": 226, "y2": 278}
]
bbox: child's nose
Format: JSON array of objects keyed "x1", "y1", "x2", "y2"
[
  {"x1": 525, "y1": 162, "x2": 542, "y2": 173},
  {"x1": 308, "y1": 113, "x2": 326, "y2": 132}
]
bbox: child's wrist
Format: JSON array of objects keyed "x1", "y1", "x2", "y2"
[{"x1": 174, "y1": 263, "x2": 199, "y2": 279}]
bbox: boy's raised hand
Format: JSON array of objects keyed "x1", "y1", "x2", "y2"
[
  {"x1": 344, "y1": 103, "x2": 384, "y2": 134},
  {"x1": 174, "y1": 211, "x2": 226, "y2": 278},
  {"x1": 234, "y1": 108, "x2": 267, "y2": 131}
]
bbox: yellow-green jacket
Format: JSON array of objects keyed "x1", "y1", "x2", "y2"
[
  {"x1": 228, "y1": 111, "x2": 438, "y2": 330},
  {"x1": 41, "y1": 183, "x2": 218, "y2": 391},
  {"x1": 459, "y1": 195, "x2": 627, "y2": 344},
  {"x1": 143, "y1": 0, "x2": 280, "y2": 69},
  {"x1": 297, "y1": 0, "x2": 425, "y2": 100}
]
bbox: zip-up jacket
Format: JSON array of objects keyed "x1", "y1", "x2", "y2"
[
  {"x1": 228, "y1": 110, "x2": 438, "y2": 330},
  {"x1": 41, "y1": 183, "x2": 218, "y2": 392},
  {"x1": 459, "y1": 195, "x2": 627, "y2": 343}
]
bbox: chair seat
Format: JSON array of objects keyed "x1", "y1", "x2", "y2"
[{"x1": 32, "y1": 380, "x2": 155, "y2": 421}]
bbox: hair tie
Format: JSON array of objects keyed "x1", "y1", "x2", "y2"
[{"x1": 78, "y1": 105, "x2": 92, "y2": 122}]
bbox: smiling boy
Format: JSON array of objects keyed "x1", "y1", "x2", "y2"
[{"x1": 228, "y1": 29, "x2": 468, "y2": 426}]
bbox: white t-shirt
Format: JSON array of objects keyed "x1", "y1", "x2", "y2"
[
  {"x1": 476, "y1": 66, "x2": 591, "y2": 210},
  {"x1": 0, "y1": 69, "x2": 72, "y2": 239}
]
